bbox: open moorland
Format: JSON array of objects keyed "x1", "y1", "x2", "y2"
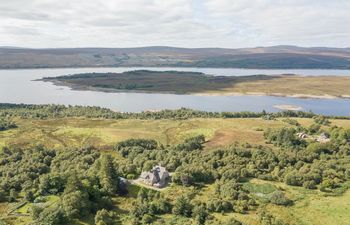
[
  {"x1": 40, "y1": 70, "x2": 350, "y2": 98},
  {"x1": 0, "y1": 104, "x2": 350, "y2": 225}
]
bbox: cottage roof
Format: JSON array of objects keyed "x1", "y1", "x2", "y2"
[{"x1": 140, "y1": 165, "x2": 169, "y2": 187}]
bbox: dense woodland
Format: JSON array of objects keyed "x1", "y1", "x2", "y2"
[{"x1": 0, "y1": 105, "x2": 349, "y2": 224}]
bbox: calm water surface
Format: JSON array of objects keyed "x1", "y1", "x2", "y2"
[{"x1": 1, "y1": 67, "x2": 350, "y2": 115}]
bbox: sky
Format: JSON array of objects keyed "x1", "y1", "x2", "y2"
[{"x1": 0, "y1": 0, "x2": 349, "y2": 48}]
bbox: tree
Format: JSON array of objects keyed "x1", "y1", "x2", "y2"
[
  {"x1": 153, "y1": 198, "x2": 172, "y2": 214},
  {"x1": 0, "y1": 189, "x2": 6, "y2": 202},
  {"x1": 303, "y1": 180, "x2": 316, "y2": 189},
  {"x1": 264, "y1": 127, "x2": 305, "y2": 149},
  {"x1": 94, "y1": 209, "x2": 116, "y2": 225},
  {"x1": 95, "y1": 155, "x2": 120, "y2": 195},
  {"x1": 115, "y1": 139, "x2": 158, "y2": 151},
  {"x1": 308, "y1": 124, "x2": 321, "y2": 134},
  {"x1": 9, "y1": 189, "x2": 18, "y2": 202},
  {"x1": 193, "y1": 204, "x2": 209, "y2": 225},
  {"x1": 141, "y1": 214, "x2": 154, "y2": 224},
  {"x1": 176, "y1": 135, "x2": 205, "y2": 151},
  {"x1": 25, "y1": 190, "x2": 35, "y2": 202},
  {"x1": 61, "y1": 190, "x2": 90, "y2": 219},
  {"x1": 39, "y1": 173, "x2": 65, "y2": 195},
  {"x1": 172, "y1": 195, "x2": 193, "y2": 217},
  {"x1": 226, "y1": 218, "x2": 243, "y2": 225},
  {"x1": 137, "y1": 188, "x2": 149, "y2": 203},
  {"x1": 313, "y1": 116, "x2": 330, "y2": 126},
  {"x1": 32, "y1": 205, "x2": 68, "y2": 225},
  {"x1": 180, "y1": 173, "x2": 192, "y2": 186},
  {"x1": 64, "y1": 172, "x2": 83, "y2": 194},
  {"x1": 284, "y1": 172, "x2": 303, "y2": 186}
]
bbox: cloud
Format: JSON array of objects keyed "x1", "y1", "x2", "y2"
[
  {"x1": 203, "y1": 0, "x2": 350, "y2": 46},
  {"x1": 0, "y1": 0, "x2": 349, "y2": 48}
]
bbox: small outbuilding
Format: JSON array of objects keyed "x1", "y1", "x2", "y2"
[
  {"x1": 316, "y1": 132, "x2": 330, "y2": 143},
  {"x1": 296, "y1": 132, "x2": 308, "y2": 139}
]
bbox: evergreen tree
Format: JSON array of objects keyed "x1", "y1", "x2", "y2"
[{"x1": 172, "y1": 195, "x2": 193, "y2": 217}]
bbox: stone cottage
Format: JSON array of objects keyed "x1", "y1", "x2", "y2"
[{"x1": 139, "y1": 165, "x2": 169, "y2": 188}]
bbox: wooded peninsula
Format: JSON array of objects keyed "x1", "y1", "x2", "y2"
[{"x1": 40, "y1": 70, "x2": 350, "y2": 98}]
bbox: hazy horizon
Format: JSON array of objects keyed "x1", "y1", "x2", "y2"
[{"x1": 1, "y1": 45, "x2": 350, "y2": 50}]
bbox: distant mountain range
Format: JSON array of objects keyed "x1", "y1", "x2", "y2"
[{"x1": 1, "y1": 45, "x2": 350, "y2": 69}]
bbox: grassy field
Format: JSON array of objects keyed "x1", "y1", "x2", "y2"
[
  {"x1": 218, "y1": 75, "x2": 350, "y2": 98},
  {"x1": 42, "y1": 70, "x2": 350, "y2": 98},
  {"x1": 2, "y1": 116, "x2": 344, "y2": 150},
  {"x1": 250, "y1": 179, "x2": 350, "y2": 225},
  {"x1": 2, "y1": 117, "x2": 350, "y2": 151}
]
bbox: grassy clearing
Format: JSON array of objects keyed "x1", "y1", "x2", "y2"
[
  {"x1": 0, "y1": 117, "x2": 292, "y2": 150},
  {"x1": 245, "y1": 179, "x2": 350, "y2": 225},
  {"x1": 3, "y1": 195, "x2": 61, "y2": 225},
  {"x1": 282, "y1": 190, "x2": 350, "y2": 225},
  {"x1": 243, "y1": 182, "x2": 278, "y2": 195}
]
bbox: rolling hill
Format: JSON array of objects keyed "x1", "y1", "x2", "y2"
[{"x1": 0, "y1": 45, "x2": 350, "y2": 69}]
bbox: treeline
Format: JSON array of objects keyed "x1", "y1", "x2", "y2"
[
  {"x1": 1, "y1": 103, "x2": 348, "y2": 120},
  {"x1": 42, "y1": 70, "x2": 204, "y2": 80}
]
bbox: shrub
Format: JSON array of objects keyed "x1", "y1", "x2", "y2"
[
  {"x1": 0, "y1": 118, "x2": 17, "y2": 131},
  {"x1": 269, "y1": 191, "x2": 292, "y2": 206},
  {"x1": 308, "y1": 124, "x2": 321, "y2": 134},
  {"x1": 115, "y1": 139, "x2": 158, "y2": 151},
  {"x1": 141, "y1": 214, "x2": 154, "y2": 224},
  {"x1": 313, "y1": 116, "x2": 331, "y2": 126},
  {"x1": 306, "y1": 142, "x2": 334, "y2": 154},
  {"x1": 176, "y1": 135, "x2": 205, "y2": 151},
  {"x1": 282, "y1": 118, "x2": 300, "y2": 126},
  {"x1": 303, "y1": 180, "x2": 317, "y2": 189}
]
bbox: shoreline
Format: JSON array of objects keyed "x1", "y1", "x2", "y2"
[
  {"x1": 3, "y1": 65, "x2": 350, "y2": 71},
  {"x1": 193, "y1": 92, "x2": 350, "y2": 99}
]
